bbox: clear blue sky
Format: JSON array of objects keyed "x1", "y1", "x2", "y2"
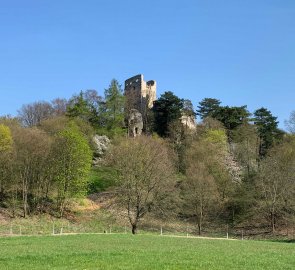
[{"x1": 0, "y1": 0, "x2": 294, "y2": 128}]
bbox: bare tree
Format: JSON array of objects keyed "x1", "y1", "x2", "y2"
[
  {"x1": 84, "y1": 89, "x2": 103, "y2": 108},
  {"x1": 285, "y1": 111, "x2": 295, "y2": 134},
  {"x1": 108, "y1": 136, "x2": 176, "y2": 234},
  {"x1": 51, "y1": 98, "x2": 68, "y2": 116},
  {"x1": 18, "y1": 101, "x2": 54, "y2": 127}
]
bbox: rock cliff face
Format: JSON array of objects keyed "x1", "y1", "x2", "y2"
[
  {"x1": 92, "y1": 135, "x2": 111, "y2": 165},
  {"x1": 128, "y1": 109, "x2": 143, "y2": 137},
  {"x1": 180, "y1": 115, "x2": 197, "y2": 130}
]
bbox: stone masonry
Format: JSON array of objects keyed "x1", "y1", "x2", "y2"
[
  {"x1": 124, "y1": 74, "x2": 156, "y2": 136},
  {"x1": 124, "y1": 74, "x2": 156, "y2": 115}
]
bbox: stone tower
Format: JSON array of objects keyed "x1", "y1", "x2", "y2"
[
  {"x1": 124, "y1": 74, "x2": 156, "y2": 137},
  {"x1": 124, "y1": 74, "x2": 156, "y2": 115}
]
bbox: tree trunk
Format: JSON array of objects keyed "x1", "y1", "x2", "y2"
[
  {"x1": 131, "y1": 223, "x2": 137, "y2": 235},
  {"x1": 198, "y1": 202, "x2": 203, "y2": 236},
  {"x1": 58, "y1": 198, "x2": 65, "y2": 218},
  {"x1": 271, "y1": 209, "x2": 275, "y2": 234},
  {"x1": 22, "y1": 179, "x2": 27, "y2": 218},
  {"x1": 198, "y1": 223, "x2": 201, "y2": 236}
]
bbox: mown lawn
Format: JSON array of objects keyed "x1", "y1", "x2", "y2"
[{"x1": 0, "y1": 234, "x2": 294, "y2": 269}]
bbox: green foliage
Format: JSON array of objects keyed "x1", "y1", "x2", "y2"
[
  {"x1": 197, "y1": 98, "x2": 221, "y2": 119},
  {"x1": 63, "y1": 83, "x2": 126, "y2": 137},
  {"x1": 232, "y1": 124, "x2": 259, "y2": 175},
  {"x1": 67, "y1": 91, "x2": 91, "y2": 120},
  {"x1": 102, "y1": 79, "x2": 125, "y2": 135},
  {"x1": 0, "y1": 124, "x2": 13, "y2": 153},
  {"x1": 204, "y1": 129, "x2": 228, "y2": 149},
  {"x1": 182, "y1": 141, "x2": 219, "y2": 235},
  {"x1": 52, "y1": 123, "x2": 93, "y2": 217},
  {"x1": 212, "y1": 105, "x2": 251, "y2": 134},
  {"x1": 1, "y1": 81, "x2": 294, "y2": 235},
  {"x1": 87, "y1": 166, "x2": 117, "y2": 194},
  {"x1": 182, "y1": 99, "x2": 196, "y2": 117},
  {"x1": 256, "y1": 137, "x2": 295, "y2": 232},
  {"x1": 108, "y1": 136, "x2": 176, "y2": 233},
  {"x1": 153, "y1": 91, "x2": 184, "y2": 137},
  {"x1": 253, "y1": 107, "x2": 283, "y2": 157}
]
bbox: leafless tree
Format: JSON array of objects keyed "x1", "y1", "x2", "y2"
[
  {"x1": 285, "y1": 111, "x2": 295, "y2": 134},
  {"x1": 18, "y1": 101, "x2": 54, "y2": 127},
  {"x1": 51, "y1": 98, "x2": 68, "y2": 116}
]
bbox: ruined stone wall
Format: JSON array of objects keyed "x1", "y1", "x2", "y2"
[
  {"x1": 125, "y1": 74, "x2": 142, "y2": 112},
  {"x1": 124, "y1": 74, "x2": 156, "y2": 114},
  {"x1": 146, "y1": 80, "x2": 156, "y2": 108}
]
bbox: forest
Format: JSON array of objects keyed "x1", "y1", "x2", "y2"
[{"x1": 0, "y1": 79, "x2": 295, "y2": 236}]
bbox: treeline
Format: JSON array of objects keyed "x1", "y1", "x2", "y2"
[
  {"x1": 0, "y1": 80, "x2": 125, "y2": 218},
  {"x1": 0, "y1": 117, "x2": 93, "y2": 218},
  {"x1": 1, "y1": 79, "x2": 295, "y2": 236}
]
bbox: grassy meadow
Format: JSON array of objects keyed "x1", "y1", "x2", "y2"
[{"x1": 0, "y1": 234, "x2": 294, "y2": 270}]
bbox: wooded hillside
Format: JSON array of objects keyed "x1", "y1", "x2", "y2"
[{"x1": 1, "y1": 81, "x2": 295, "y2": 236}]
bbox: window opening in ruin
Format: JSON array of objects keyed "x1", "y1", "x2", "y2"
[{"x1": 135, "y1": 127, "x2": 138, "y2": 135}]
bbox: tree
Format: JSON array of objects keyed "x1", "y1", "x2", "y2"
[
  {"x1": 182, "y1": 141, "x2": 219, "y2": 235},
  {"x1": 285, "y1": 111, "x2": 295, "y2": 134},
  {"x1": 200, "y1": 117, "x2": 225, "y2": 131},
  {"x1": 103, "y1": 79, "x2": 125, "y2": 134},
  {"x1": 153, "y1": 91, "x2": 184, "y2": 137},
  {"x1": 67, "y1": 91, "x2": 91, "y2": 120},
  {"x1": 202, "y1": 129, "x2": 234, "y2": 201},
  {"x1": 12, "y1": 127, "x2": 52, "y2": 217},
  {"x1": 0, "y1": 117, "x2": 20, "y2": 212},
  {"x1": 213, "y1": 105, "x2": 250, "y2": 133},
  {"x1": 51, "y1": 98, "x2": 68, "y2": 116},
  {"x1": 232, "y1": 123, "x2": 259, "y2": 176},
  {"x1": 67, "y1": 90, "x2": 105, "y2": 130},
  {"x1": 256, "y1": 137, "x2": 295, "y2": 233},
  {"x1": 108, "y1": 136, "x2": 175, "y2": 234},
  {"x1": 183, "y1": 99, "x2": 196, "y2": 118},
  {"x1": 196, "y1": 98, "x2": 221, "y2": 120},
  {"x1": 52, "y1": 124, "x2": 92, "y2": 217},
  {"x1": 18, "y1": 101, "x2": 54, "y2": 127},
  {"x1": 253, "y1": 107, "x2": 282, "y2": 157},
  {"x1": 0, "y1": 124, "x2": 13, "y2": 201},
  {"x1": 168, "y1": 118, "x2": 198, "y2": 174},
  {"x1": 0, "y1": 124, "x2": 13, "y2": 153}
]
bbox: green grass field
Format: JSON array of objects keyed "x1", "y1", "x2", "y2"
[{"x1": 0, "y1": 234, "x2": 294, "y2": 270}]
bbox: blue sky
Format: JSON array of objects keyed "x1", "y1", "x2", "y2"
[{"x1": 0, "y1": 0, "x2": 294, "y2": 128}]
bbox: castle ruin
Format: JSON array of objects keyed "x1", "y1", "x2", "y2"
[
  {"x1": 124, "y1": 74, "x2": 156, "y2": 114},
  {"x1": 124, "y1": 74, "x2": 196, "y2": 136},
  {"x1": 125, "y1": 74, "x2": 156, "y2": 136}
]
